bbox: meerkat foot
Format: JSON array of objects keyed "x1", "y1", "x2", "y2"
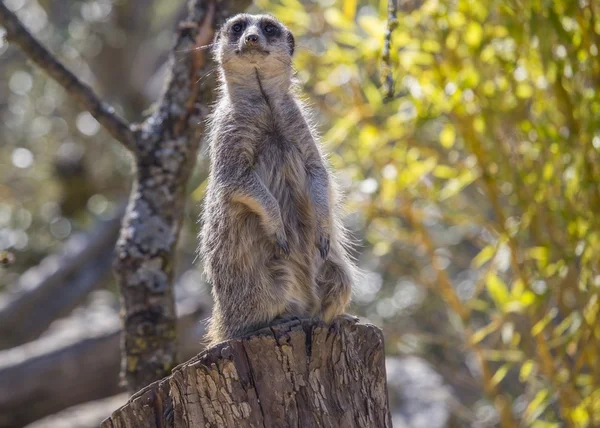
[{"x1": 270, "y1": 315, "x2": 303, "y2": 327}]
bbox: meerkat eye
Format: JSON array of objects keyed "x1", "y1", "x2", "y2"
[
  {"x1": 232, "y1": 23, "x2": 242, "y2": 33},
  {"x1": 263, "y1": 24, "x2": 277, "y2": 34}
]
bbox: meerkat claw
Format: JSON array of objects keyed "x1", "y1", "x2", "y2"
[{"x1": 318, "y1": 234, "x2": 330, "y2": 259}]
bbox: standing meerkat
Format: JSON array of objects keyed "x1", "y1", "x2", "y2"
[{"x1": 199, "y1": 13, "x2": 357, "y2": 345}]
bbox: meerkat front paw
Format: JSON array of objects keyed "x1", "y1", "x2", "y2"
[
  {"x1": 317, "y1": 232, "x2": 330, "y2": 260},
  {"x1": 275, "y1": 231, "x2": 290, "y2": 258}
]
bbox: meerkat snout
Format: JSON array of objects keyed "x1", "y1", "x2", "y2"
[
  {"x1": 240, "y1": 30, "x2": 264, "y2": 54},
  {"x1": 245, "y1": 34, "x2": 259, "y2": 44}
]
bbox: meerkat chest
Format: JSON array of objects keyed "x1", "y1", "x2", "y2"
[{"x1": 254, "y1": 131, "x2": 306, "y2": 188}]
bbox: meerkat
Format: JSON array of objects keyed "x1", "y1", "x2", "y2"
[{"x1": 199, "y1": 13, "x2": 357, "y2": 345}]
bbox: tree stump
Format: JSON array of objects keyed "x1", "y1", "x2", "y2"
[{"x1": 102, "y1": 317, "x2": 392, "y2": 427}]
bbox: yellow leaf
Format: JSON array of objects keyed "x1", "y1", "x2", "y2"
[
  {"x1": 583, "y1": 295, "x2": 598, "y2": 325},
  {"x1": 433, "y1": 165, "x2": 456, "y2": 179},
  {"x1": 439, "y1": 124, "x2": 456, "y2": 148},
  {"x1": 532, "y1": 308, "x2": 558, "y2": 336},
  {"x1": 343, "y1": 0, "x2": 357, "y2": 20},
  {"x1": 472, "y1": 245, "x2": 495, "y2": 268},
  {"x1": 448, "y1": 12, "x2": 466, "y2": 28},
  {"x1": 439, "y1": 169, "x2": 477, "y2": 200},
  {"x1": 490, "y1": 363, "x2": 510, "y2": 388},
  {"x1": 519, "y1": 360, "x2": 535, "y2": 382},
  {"x1": 516, "y1": 83, "x2": 534, "y2": 98},
  {"x1": 473, "y1": 116, "x2": 486, "y2": 133},
  {"x1": 543, "y1": 163, "x2": 554, "y2": 181},
  {"x1": 359, "y1": 125, "x2": 379, "y2": 150},
  {"x1": 527, "y1": 246, "x2": 549, "y2": 264},
  {"x1": 358, "y1": 15, "x2": 385, "y2": 40},
  {"x1": 421, "y1": 39, "x2": 441, "y2": 53},
  {"x1": 525, "y1": 389, "x2": 550, "y2": 421},
  {"x1": 191, "y1": 179, "x2": 208, "y2": 201},
  {"x1": 570, "y1": 405, "x2": 589, "y2": 425},
  {"x1": 468, "y1": 299, "x2": 490, "y2": 311},
  {"x1": 465, "y1": 22, "x2": 483, "y2": 48},
  {"x1": 518, "y1": 291, "x2": 536, "y2": 307},
  {"x1": 324, "y1": 8, "x2": 352, "y2": 29},
  {"x1": 486, "y1": 272, "x2": 510, "y2": 307},
  {"x1": 471, "y1": 319, "x2": 501, "y2": 344}
]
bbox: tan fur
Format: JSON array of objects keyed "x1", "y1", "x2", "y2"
[{"x1": 199, "y1": 14, "x2": 357, "y2": 346}]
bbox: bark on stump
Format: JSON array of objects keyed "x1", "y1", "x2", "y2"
[{"x1": 102, "y1": 317, "x2": 392, "y2": 428}]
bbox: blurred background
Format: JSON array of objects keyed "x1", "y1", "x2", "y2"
[{"x1": 1, "y1": 0, "x2": 599, "y2": 427}]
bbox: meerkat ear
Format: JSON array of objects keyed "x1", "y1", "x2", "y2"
[{"x1": 287, "y1": 31, "x2": 295, "y2": 56}]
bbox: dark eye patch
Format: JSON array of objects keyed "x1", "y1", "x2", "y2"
[
  {"x1": 261, "y1": 21, "x2": 281, "y2": 37},
  {"x1": 230, "y1": 20, "x2": 246, "y2": 34},
  {"x1": 263, "y1": 23, "x2": 277, "y2": 34}
]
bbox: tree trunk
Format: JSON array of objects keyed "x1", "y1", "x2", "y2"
[
  {"x1": 102, "y1": 317, "x2": 392, "y2": 428},
  {"x1": 0, "y1": 210, "x2": 122, "y2": 350}
]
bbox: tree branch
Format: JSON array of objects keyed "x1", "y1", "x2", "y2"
[
  {"x1": 0, "y1": 2, "x2": 136, "y2": 152},
  {"x1": 0, "y1": 208, "x2": 124, "y2": 350},
  {"x1": 0, "y1": 277, "x2": 209, "y2": 428}
]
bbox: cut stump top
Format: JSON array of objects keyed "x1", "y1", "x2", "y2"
[{"x1": 102, "y1": 316, "x2": 392, "y2": 428}]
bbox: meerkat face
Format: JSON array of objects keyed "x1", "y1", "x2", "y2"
[{"x1": 215, "y1": 14, "x2": 295, "y2": 75}]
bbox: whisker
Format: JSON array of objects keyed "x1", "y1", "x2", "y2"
[
  {"x1": 174, "y1": 43, "x2": 218, "y2": 64},
  {"x1": 175, "y1": 43, "x2": 215, "y2": 53},
  {"x1": 196, "y1": 67, "x2": 218, "y2": 84},
  {"x1": 296, "y1": 43, "x2": 320, "y2": 56}
]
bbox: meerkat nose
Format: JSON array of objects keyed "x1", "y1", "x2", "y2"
[{"x1": 246, "y1": 34, "x2": 259, "y2": 44}]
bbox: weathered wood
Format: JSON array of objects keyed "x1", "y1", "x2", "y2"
[{"x1": 103, "y1": 317, "x2": 392, "y2": 428}]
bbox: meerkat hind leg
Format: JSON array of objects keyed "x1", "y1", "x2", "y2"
[
  {"x1": 318, "y1": 255, "x2": 353, "y2": 322},
  {"x1": 207, "y1": 280, "x2": 287, "y2": 345}
]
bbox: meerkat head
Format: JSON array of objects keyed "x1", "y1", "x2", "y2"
[{"x1": 214, "y1": 14, "x2": 295, "y2": 78}]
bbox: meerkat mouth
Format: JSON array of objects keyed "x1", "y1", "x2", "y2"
[{"x1": 235, "y1": 46, "x2": 270, "y2": 56}]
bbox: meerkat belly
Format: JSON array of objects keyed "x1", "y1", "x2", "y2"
[{"x1": 255, "y1": 137, "x2": 314, "y2": 242}]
